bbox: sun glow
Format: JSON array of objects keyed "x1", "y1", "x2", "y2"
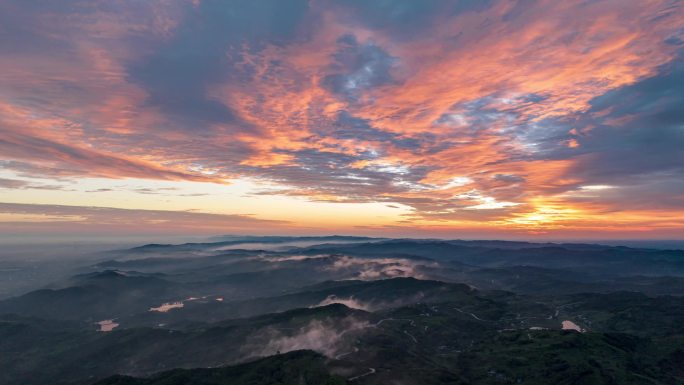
[{"x1": 0, "y1": 0, "x2": 682, "y2": 239}]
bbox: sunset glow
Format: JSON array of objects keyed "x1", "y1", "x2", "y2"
[{"x1": 1, "y1": 0, "x2": 683, "y2": 240}]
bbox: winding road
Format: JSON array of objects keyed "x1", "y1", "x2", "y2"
[
  {"x1": 349, "y1": 367, "x2": 376, "y2": 381},
  {"x1": 339, "y1": 317, "x2": 420, "y2": 381},
  {"x1": 453, "y1": 307, "x2": 488, "y2": 321}
]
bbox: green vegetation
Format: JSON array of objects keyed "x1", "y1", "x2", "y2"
[
  {"x1": 3, "y1": 238, "x2": 684, "y2": 384},
  {"x1": 95, "y1": 350, "x2": 346, "y2": 385}
]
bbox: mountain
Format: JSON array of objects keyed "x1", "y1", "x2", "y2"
[
  {"x1": 3, "y1": 237, "x2": 684, "y2": 385},
  {"x1": 94, "y1": 350, "x2": 346, "y2": 385},
  {"x1": 299, "y1": 240, "x2": 684, "y2": 276},
  {"x1": 0, "y1": 270, "x2": 184, "y2": 321},
  {"x1": 0, "y1": 304, "x2": 366, "y2": 385},
  {"x1": 118, "y1": 277, "x2": 475, "y2": 328}
]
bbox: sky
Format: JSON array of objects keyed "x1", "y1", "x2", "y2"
[{"x1": 1, "y1": 0, "x2": 683, "y2": 241}]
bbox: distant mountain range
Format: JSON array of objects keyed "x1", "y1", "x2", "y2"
[{"x1": 2, "y1": 236, "x2": 684, "y2": 384}]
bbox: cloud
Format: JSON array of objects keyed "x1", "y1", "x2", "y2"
[
  {"x1": 321, "y1": 34, "x2": 397, "y2": 99},
  {"x1": 257, "y1": 254, "x2": 331, "y2": 262},
  {"x1": 0, "y1": 178, "x2": 28, "y2": 189},
  {"x1": 244, "y1": 316, "x2": 369, "y2": 358},
  {"x1": 0, "y1": 202, "x2": 289, "y2": 235},
  {"x1": 0, "y1": 119, "x2": 224, "y2": 183},
  {"x1": 573, "y1": 54, "x2": 684, "y2": 182},
  {"x1": 127, "y1": 0, "x2": 311, "y2": 133},
  {"x1": 326, "y1": 255, "x2": 434, "y2": 280},
  {"x1": 328, "y1": 0, "x2": 493, "y2": 39},
  {"x1": 1, "y1": 0, "x2": 683, "y2": 235},
  {"x1": 314, "y1": 295, "x2": 371, "y2": 311},
  {"x1": 502, "y1": 50, "x2": 684, "y2": 220},
  {"x1": 0, "y1": 177, "x2": 67, "y2": 191}
]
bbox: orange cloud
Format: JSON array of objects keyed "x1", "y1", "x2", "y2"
[{"x1": 1, "y1": 0, "x2": 682, "y2": 237}]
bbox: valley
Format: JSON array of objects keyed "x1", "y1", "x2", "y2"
[{"x1": 2, "y1": 236, "x2": 684, "y2": 384}]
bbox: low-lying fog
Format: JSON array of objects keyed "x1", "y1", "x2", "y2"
[
  {"x1": 0, "y1": 236, "x2": 383, "y2": 299},
  {"x1": 211, "y1": 239, "x2": 377, "y2": 252},
  {"x1": 0, "y1": 242, "x2": 133, "y2": 299}
]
